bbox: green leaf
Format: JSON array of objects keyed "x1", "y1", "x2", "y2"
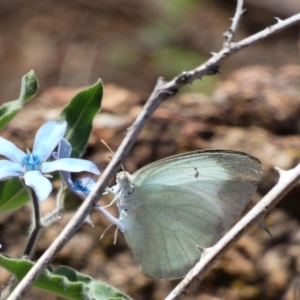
[
  {"x1": 0, "y1": 255, "x2": 132, "y2": 300},
  {"x1": 0, "y1": 70, "x2": 38, "y2": 130},
  {"x1": 0, "y1": 178, "x2": 31, "y2": 213},
  {"x1": 58, "y1": 80, "x2": 103, "y2": 158}
]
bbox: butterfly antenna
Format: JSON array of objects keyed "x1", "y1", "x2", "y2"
[
  {"x1": 99, "y1": 223, "x2": 114, "y2": 241},
  {"x1": 84, "y1": 174, "x2": 94, "y2": 187},
  {"x1": 113, "y1": 227, "x2": 119, "y2": 245},
  {"x1": 101, "y1": 139, "x2": 125, "y2": 171}
]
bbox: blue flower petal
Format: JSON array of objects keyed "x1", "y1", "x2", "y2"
[
  {"x1": 0, "y1": 137, "x2": 26, "y2": 163},
  {"x1": 77, "y1": 177, "x2": 97, "y2": 191},
  {"x1": 58, "y1": 138, "x2": 72, "y2": 159},
  {"x1": 33, "y1": 121, "x2": 67, "y2": 162},
  {"x1": 52, "y1": 152, "x2": 74, "y2": 190},
  {"x1": 72, "y1": 177, "x2": 97, "y2": 197},
  {"x1": 54, "y1": 139, "x2": 74, "y2": 189},
  {"x1": 0, "y1": 160, "x2": 24, "y2": 180},
  {"x1": 42, "y1": 158, "x2": 100, "y2": 175},
  {"x1": 24, "y1": 171, "x2": 53, "y2": 201}
]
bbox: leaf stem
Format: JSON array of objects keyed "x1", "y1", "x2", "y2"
[{"x1": 41, "y1": 209, "x2": 62, "y2": 228}]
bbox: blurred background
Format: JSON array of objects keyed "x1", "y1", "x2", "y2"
[
  {"x1": 1, "y1": 0, "x2": 300, "y2": 299},
  {"x1": 0, "y1": 0, "x2": 299, "y2": 102}
]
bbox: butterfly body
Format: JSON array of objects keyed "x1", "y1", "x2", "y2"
[{"x1": 113, "y1": 150, "x2": 263, "y2": 279}]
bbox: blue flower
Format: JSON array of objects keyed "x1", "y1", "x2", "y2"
[
  {"x1": 72, "y1": 178, "x2": 97, "y2": 198},
  {"x1": 54, "y1": 138, "x2": 125, "y2": 232},
  {"x1": 0, "y1": 121, "x2": 100, "y2": 201},
  {"x1": 53, "y1": 138, "x2": 99, "y2": 200}
]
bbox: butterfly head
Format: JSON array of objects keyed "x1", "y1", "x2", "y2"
[
  {"x1": 116, "y1": 171, "x2": 134, "y2": 190},
  {"x1": 115, "y1": 171, "x2": 137, "y2": 214}
]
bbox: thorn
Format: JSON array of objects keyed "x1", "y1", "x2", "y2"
[
  {"x1": 208, "y1": 65, "x2": 221, "y2": 75},
  {"x1": 198, "y1": 246, "x2": 217, "y2": 264},
  {"x1": 258, "y1": 219, "x2": 272, "y2": 237},
  {"x1": 84, "y1": 215, "x2": 94, "y2": 228},
  {"x1": 274, "y1": 17, "x2": 282, "y2": 23},
  {"x1": 211, "y1": 52, "x2": 218, "y2": 56},
  {"x1": 274, "y1": 166, "x2": 285, "y2": 176},
  {"x1": 197, "y1": 245, "x2": 210, "y2": 255},
  {"x1": 157, "y1": 76, "x2": 166, "y2": 88},
  {"x1": 242, "y1": 9, "x2": 248, "y2": 15},
  {"x1": 176, "y1": 71, "x2": 189, "y2": 84}
]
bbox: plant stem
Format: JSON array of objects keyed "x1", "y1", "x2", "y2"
[
  {"x1": 41, "y1": 209, "x2": 62, "y2": 227},
  {"x1": 1, "y1": 189, "x2": 43, "y2": 298},
  {"x1": 23, "y1": 189, "x2": 42, "y2": 258}
]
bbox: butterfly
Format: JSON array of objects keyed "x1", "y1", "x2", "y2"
[{"x1": 109, "y1": 150, "x2": 263, "y2": 279}]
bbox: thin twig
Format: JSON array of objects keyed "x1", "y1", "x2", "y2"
[
  {"x1": 165, "y1": 166, "x2": 300, "y2": 300},
  {"x1": 223, "y1": 0, "x2": 245, "y2": 46},
  {"x1": 7, "y1": 11, "x2": 300, "y2": 300}
]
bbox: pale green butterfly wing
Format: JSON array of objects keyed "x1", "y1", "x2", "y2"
[
  {"x1": 119, "y1": 150, "x2": 263, "y2": 279},
  {"x1": 121, "y1": 184, "x2": 223, "y2": 279}
]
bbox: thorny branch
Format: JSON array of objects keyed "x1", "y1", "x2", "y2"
[
  {"x1": 165, "y1": 165, "x2": 300, "y2": 300},
  {"x1": 223, "y1": 0, "x2": 245, "y2": 46},
  {"x1": 7, "y1": 4, "x2": 300, "y2": 300}
]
